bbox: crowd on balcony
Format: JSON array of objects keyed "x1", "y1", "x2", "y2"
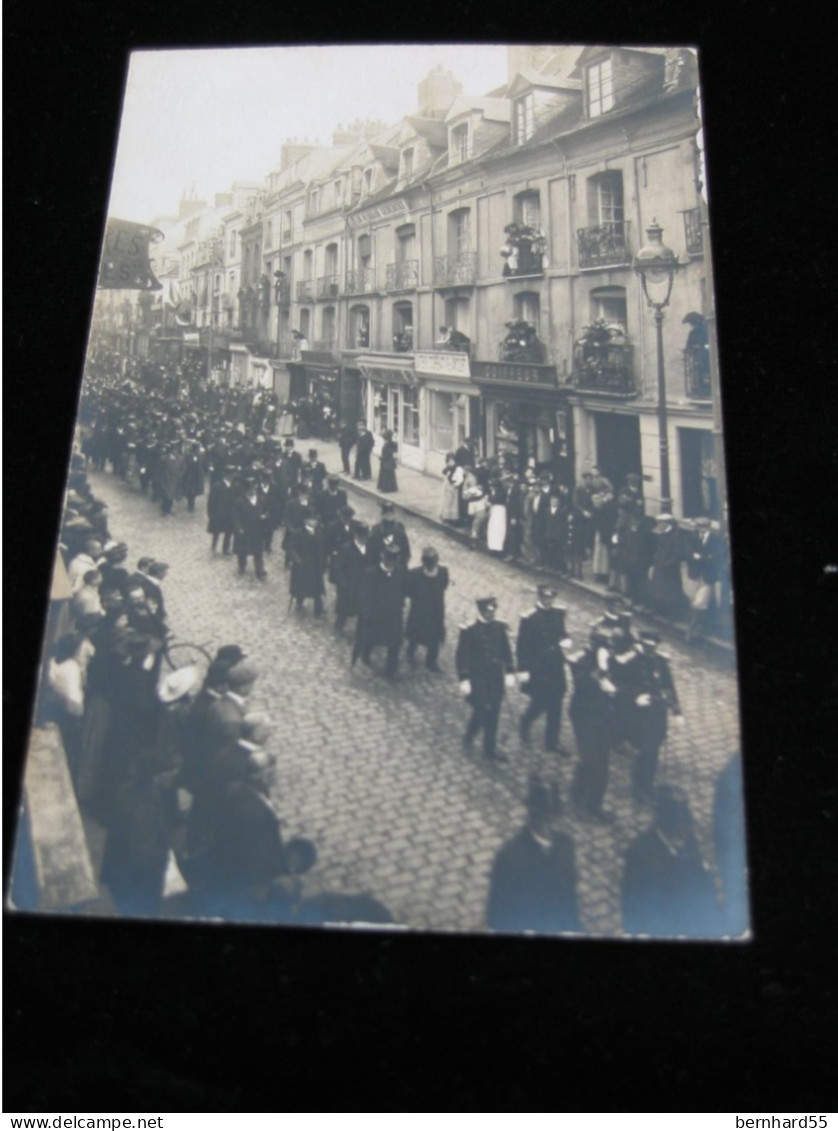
[
  {"x1": 499, "y1": 320, "x2": 546, "y2": 364},
  {"x1": 499, "y1": 223, "x2": 547, "y2": 278}
]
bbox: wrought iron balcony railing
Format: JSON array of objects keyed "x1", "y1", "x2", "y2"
[
  {"x1": 683, "y1": 208, "x2": 704, "y2": 256},
  {"x1": 684, "y1": 345, "x2": 712, "y2": 399},
  {"x1": 316, "y1": 275, "x2": 341, "y2": 299},
  {"x1": 577, "y1": 222, "x2": 631, "y2": 269},
  {"x1": 345, "y1": 267, "x2": 376, "y2": 295},
  {"x1": 573, "y1": 341, "x2": 636, "y2": 395},
  {"x1": 497, "y1": 338, "x2": 548, "y2": 364},
  {"x1": 385, "y1": 260, "x2": 419, "y2": 291},
  {"x1": 433, "y1": 252, "x2": 477, "y2": 287},
  {"x1": 296, "y1": 280, "x2": 315, "y2": 302}
]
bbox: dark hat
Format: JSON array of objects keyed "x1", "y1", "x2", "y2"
[
  {"x1": 476, "y1": 597, "x2": 498, "y2": 613},
  {"x1": 380, "y1": 502, "x2": 395, "y2": 515},
  {"x1": 537, "y1": 583, "x2": 558, "y2": 598},
  {"x1": 351, "y1": 520, "x2": 369, "y2": 538},
  {"x1": 213, "y1": 644, "x2": 247, "y2": 668},
  {"x1": 308, "y1": 448, "x2": 318, "y2": 458},
  {"x1": 147, "y1": 561, "x2": 169, "y2": 579},
  {"x1": 284, "y1": 438, "x2": 295, "y2": 447},
  {"x1": 327, "y1": 474, "x2": 339, "y2": 485},
  {"x1": 137, "y1": 556, "x2": 155, "y2": 572},
  {"x1": 639, "y1": 629, "x2": 661, "y2": 645},
  {"x1": 338, "y1": 505, "x2": 355, "y2": 521},
  {"x1": 421, "y1": 546, "x2": 439, "y2": 563}
]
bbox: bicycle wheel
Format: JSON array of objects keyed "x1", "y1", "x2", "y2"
[{"x1": 163, "y1": 642, "x2": 213, "y2": 671}]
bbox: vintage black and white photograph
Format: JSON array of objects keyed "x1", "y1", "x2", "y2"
[{"x1": 8, "y1": 43, "x2": 749, "y2": 940}]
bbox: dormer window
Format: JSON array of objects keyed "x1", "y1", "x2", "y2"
[
  {"x1": 363, "y1": 168, "x2": 374, "y2": 195},
  {"x1": 451, "y1": 123, "x2": 470, "y2": 165},
  {"x1": 310, "y1": 188, "x2": 320, "y2": 215},
  {"x1": 402, "y1": 147, "x2": 414, "y2": 180},
  {"x1": 514, "y1": 94, "x2": 535, "y2": 145},
  {"x1": 335, "y1": 179, "x2": 344, "y2": 207},
  {"x1": 586, "y1": 57, "x2": 614, "y2": 118}
]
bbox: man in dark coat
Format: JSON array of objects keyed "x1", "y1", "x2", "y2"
[
  {"x1": 303, "y1": 448, "x2": 327, "y2": 496},
  {"x1": 368, "y1": 502, "x2": 411, "y2": 570},
  {"x1": 275, "y1": 439, "x2": 302, "y2": 527},
  {"x1": 333, "y1": 520, "x2": 369, "y2": 634},
  {"x1": 353, "y1": 543, "x2": 405, "y2": 679},
  {"x1": 354, "y1": 424, "x2": 374, "y2": 481},
  {"x1": 206, "y1": 464, "x2": 237, "y2": 554},
  {"x1": 568, "y1": 628, "x2": 617, "y2": 823},
  {"x1": 648, "y1": 513, "x2": 686, "y2": 621},
  {"x1": 181, "y1": 440, "x2": 205, "y2": 513},
  {"x1": 516, "y1": 584, "x2": 572, "y2": 754},
  {"x1": 233, "y1": 478, "x2": 268, "y2": 579},
  {"x1": 281, "y1": 483, "x2": 312, "y2": 569},
  {"x1": 338, "y1": 421, "x2": 357, "y2": 474},
  {"x1": 289, "y1": 512, "x2": 326, "y2": 616},
  {"x1": 456, "y1": 597, "x2": 516, "y2": 760},
  {"x1": 621, "y1": 784, "x2": 720, "y2": 938},
  {"x1": 486, "y1": 775, "x2": 581, "y2": 934},
  {"x1": 325, "y1": 504, "x2": 355, "y2": 587},
  {"x1": 157, "y1": 444, "x2": 184, "y2": 517},
  {"x1": 405, "y1": 547, "x2": 449, "y2": 672},
  {"x1": 257, "y1": 467, "x2": 283, "y2": 553},
  {"x1": 618, "y1": 629, "x2": 683, "y2": 800},
  {"x1": 316, "y1": 475, "x2": 348, "y2": 527}
]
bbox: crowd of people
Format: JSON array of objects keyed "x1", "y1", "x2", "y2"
[
  {"x1": 32, "y1": 349, "x2": 745, "y2": 936},
  {"x1": 439, "y1": 446, "x2": 728, "y2": 644}
]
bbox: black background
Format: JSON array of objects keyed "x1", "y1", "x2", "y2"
[{"x1": 4, "y1": 1, "x2": 836, "y2": 1111}]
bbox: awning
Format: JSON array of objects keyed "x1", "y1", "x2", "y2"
[{"x1": 357, "y1": 355, "x2": 417, "y2": 386}]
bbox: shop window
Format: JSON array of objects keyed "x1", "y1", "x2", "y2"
[
  {"x1": 393, "y1": 302, "x2": 414, "y2": 352},
  {"x1": 428, "y1": 390, "x2": 469, "y2": 453},
  {"x1": 402, "y1": 385, "x2": 420, "y2": 447},
  {"x1": 349, "y1": 304, "x2": 370, "y2": 349},
  {"x1": 372, "y1": 381, "x2": 388, "y2": 435}
]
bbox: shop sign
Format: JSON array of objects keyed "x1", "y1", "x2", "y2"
[
  {"x1": 414, "y1": 351, "x2": 471, "y2": 379},
  {"x1": 472, "y1": 361, "x2": 558, "y2": 388},
  {"x1": 346, "y1": 197, "x2": 409, "y2": 231},
  {"x1": 182, "y1": 331, "x2": 200, "y2": 345}
]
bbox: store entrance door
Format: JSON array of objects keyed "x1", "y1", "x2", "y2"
[{"x1": 594, "y1": 412, "x2": 642, "y2": 490}]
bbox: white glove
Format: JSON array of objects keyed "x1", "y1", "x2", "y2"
[
  {"x1": 459, "y1": 680, "x2": 472, "y2": 697},
  {"x1": 636, "y1": 693, "x2": 652, "y2": 707},
  {"x1": 504, "y1": 673, "x2": 517, "y2": 690},
  {"x1": 518, "y1": 671, "x2": 531, "y2": 685},
  {"x1": 601, "y1": 678, "x2": 617, "y2": 696}
]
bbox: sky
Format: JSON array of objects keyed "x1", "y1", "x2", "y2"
[{"x1": 107, "y1": 45, "x2": 511, "y2": 223}]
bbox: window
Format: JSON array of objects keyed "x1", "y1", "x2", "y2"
[
  {"x1": 282, "y1": 211, "x2": 292, "y2": 241},
  {"x1": 396, "y1": 224, "x2": 416, "y2": 263},
  {"x1": 357, "y1": 234, "x2": 372, "y2": 269},
  {"x1": 349, "y1": 304, "x2": 370, "y2": 349},
  {"x1": 321, "y1": 306, "x2": 336, "y2": 344},
  {"x1": 325, "y1": 243, "x2": 339, "y2": 275},
  {"x1": 392, "y1": 302, "x2": 413, "y2": 352},
  {"x1": 402, "y1": 147, "x2": 414, "y2": 179},
  {"x1": 299, "y1": 308, "x2": 311, "y2": 339},
  {"x1": 448, "y1": 208, "x2": 471, "y2": 258},
  {"x1": 451, "y1": 123, "x2": 470, "y2": 164},
  {"x1": 514, "y1": 94, "x2": 535, "y2": 144},
  {"x1": 335, "y1": 179, "x2": 344, "y2": 207},
  {"x1": 310, "y1": 189, "x2": 319, "y2": 215},
  {"x1": 264, "y1": 221, "x2": 273, "y2": 249},
  {"x1": 587, "y1": 58, "x2": 614, "y2": 118},
  {"x1": 594, "y1": 171, "x2": 624, "y2": 227},
  {"x1": 514, "y1": 190, "x2": 541, "y2": 229},
  {"x1": 590, "y1": 286, "x2": 627, "y2": 332},
  {"x1": 514, "y1": 292, "x2": 541, "y2": 337},
  {"x1": 402, "y1": 385, "x2": 420, "y2": 447},
  {"x1": 228, "y1": 230, "x2": 237, "y2": 258},
  {"x1": 444, "y1": 296, "x2": 470, "y2": 337},
  {"x1": 303, "y1": 249, "x2": 313, "y2": 280},
  {"x1": 363, "y1": 169, "x2": 373, "y2": 194}
]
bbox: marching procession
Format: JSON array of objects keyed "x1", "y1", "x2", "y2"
[{"x1": 33, "y1": 348, "x2": 745, "y2": 938}]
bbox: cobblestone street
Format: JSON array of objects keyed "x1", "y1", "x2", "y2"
[{"x1": 89, "y1": 466, "x2": 741, "y2": 937}]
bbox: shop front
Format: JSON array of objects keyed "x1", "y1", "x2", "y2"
[
  {"x1": 414, "y1": 350, "x2": 480, "y2": 477},
  {"x1": 357, "y1": 354, "x2": 421, "y2": 471},
  {"x1": 472, "y1": 360, "x2": 573, "y2": 485}
]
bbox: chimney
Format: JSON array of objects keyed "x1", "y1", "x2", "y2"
[
  {"x1": 280, "y1": 140, "x2": 316, "y2": 170},
  {"x1": 214, "y1": 192, "x2": 233, "y2": 209},
  {"x1": 178, "y1": 195, "x2": 206, "y2": 220},
  {"x1": 417, "y1": 66, "x2": 463, "y2": 115}
]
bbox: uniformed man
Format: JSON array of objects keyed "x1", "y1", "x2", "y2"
[
  {"x1": 456, "y1": 597, "x2": 516, "y2": 760},
  {"x1": 368, "y1": 501, "x2": 411, "y2": 569},
  {"x1": 516, "y1": 584, "x2": 573, "y2": 754},
  {"x1": 619, "y1": 629, "x2": 683, "y2": 801}
]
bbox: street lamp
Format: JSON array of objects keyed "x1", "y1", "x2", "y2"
[{"x1": 634, "y1": 219, "x2": 679, "y2": 515}]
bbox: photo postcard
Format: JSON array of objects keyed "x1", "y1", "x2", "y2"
[{"x1": 7, "y1": 43, "x2": 750, "y2": 941}]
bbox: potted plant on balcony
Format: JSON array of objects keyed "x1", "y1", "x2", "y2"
[
  {"x1": 501, "y1": 320, "x2": 545, "y2": 363},
  {"x1": 574, "y1": 319, "x2": 627, "y2": 389},
  {"x1": 500, "y1": 223, "x2": 547, "y2": 277}
]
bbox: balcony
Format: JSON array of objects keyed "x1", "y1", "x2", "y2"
[
  {"x1": 433, "y1": 252, "x2": 477, "y2": 287},
  {"x1": 385, "y1": 260, "x2": 419, "y2": 292},
  {"x1": 683, "y1": 208, "x2": 704, "y2": 257},
  {"x1": 498, "y1": 339, "x2": 548, "y2": 364},
  {"x1": 500, "y1": 223, "x2": 546, "y2": 279},
  {"x1": 345, "y1": 267, "x2": 376, "y2": 295},
  {"x1": 296, "y1": 280, "x2": 315, "y2": 302},
  {"x1": 316, "y1": 274, "x2": 341, "y2": 299},
  {"x1": 684, "y1": 346, "x2": 712, "y2": 400},
  {"x1": 573, "y1": 341, "x2": 636, "y2": 396},
  {"x1": 577, "y1": 222, "x2": 631, "y2": 269},
  {"x1": 392, "y1": 329, "x2": 414, "y2": 353}
]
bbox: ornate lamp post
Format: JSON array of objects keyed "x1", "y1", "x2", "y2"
[{"x1": 634, "y1": 219, "x2": 680, "y2": 514}]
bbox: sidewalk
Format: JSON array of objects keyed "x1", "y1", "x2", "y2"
[{"x1": 306, "y1": 436, "x2": 735, "y2": 660}]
